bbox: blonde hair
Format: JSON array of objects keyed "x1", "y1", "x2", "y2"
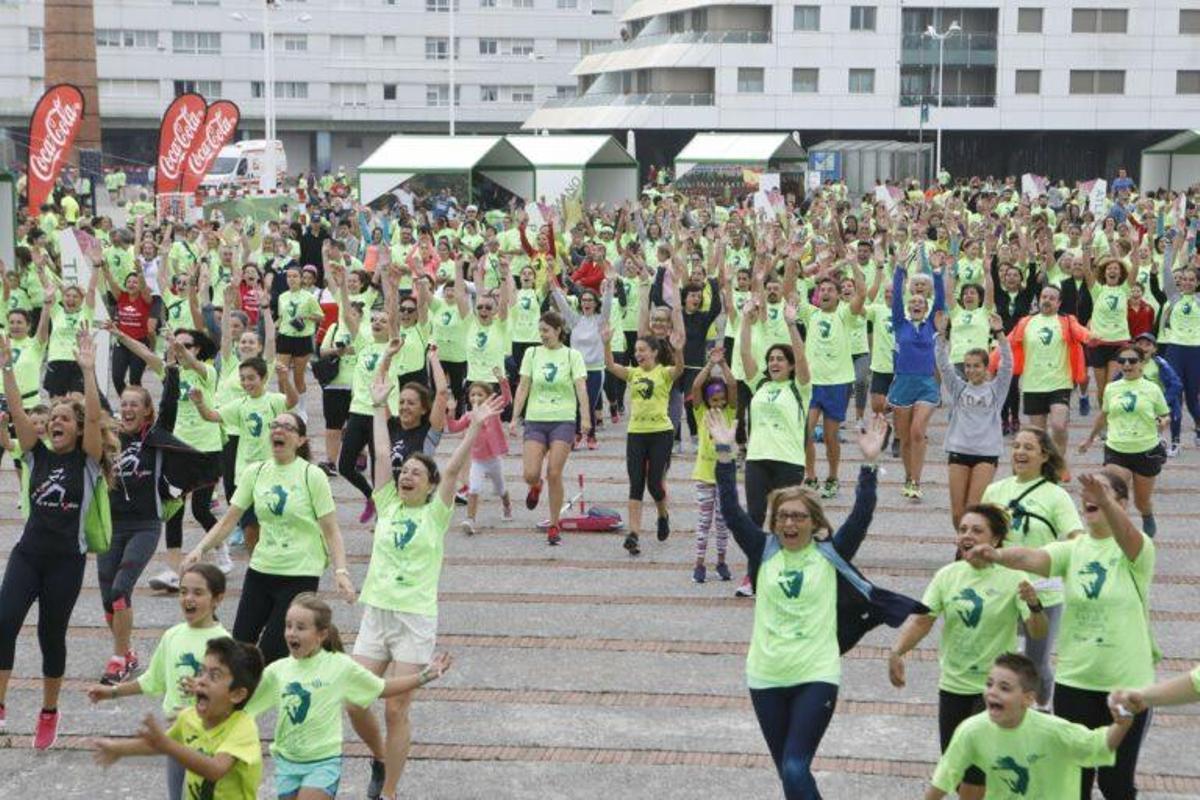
[
  {"x1": 764, "y1": 485, "x2": 833, "y2": 538},
  {"x1": 50, "y1": 397, "x2": 120, "y2": 487}
]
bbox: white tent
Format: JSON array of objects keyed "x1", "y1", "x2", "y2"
[
  {"x1": 674, "y1": 132, "x2": 806, "y2": 178},
  {"x1": 505, "y1": 135, "x2": 638, "y2": 206},
  {"x1": 357, "y1": 135, "x2": 534, "y2": 205},
  {"x1": 1140, "y1": 131, "x2": 1200, "y2": 192}
]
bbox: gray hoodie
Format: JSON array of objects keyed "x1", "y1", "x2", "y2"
[{"x1": 936, "y1": 332, "x2": 1013, "y2": 457}]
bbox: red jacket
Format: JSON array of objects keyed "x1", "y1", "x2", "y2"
[
  {"x1": 570, "y1": 259, "x2": 605, "y2": 292},
  {"x1": 992, "y1": 313, "x2": 1091, "y2": 385}
]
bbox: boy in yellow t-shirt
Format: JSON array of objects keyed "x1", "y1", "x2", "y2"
[{"x1": 94, "y1": 637, "x2": 266, "y2": 800}]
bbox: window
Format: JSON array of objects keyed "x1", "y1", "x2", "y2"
[
  {"x1": 508, "y1": 38, "x2": 534, "y2": 55},
  {"x1": 251, "y1": 32, "x2": 264, "y2": 50},
  {"x1": 382, "y1": 36, "x2": 397, "y2": 53},
  {"x1": 172, "y1": 31, "x2": 221, "y2": 54},
  {"x1": 1016, "y1": 7, "x2": 1042, "y2": 33},
  {"x1": 793, "y1": 5, "x2": 820, "y2": 31},
  {"x1": 1069, "y1": 69, "x2": 1124, "y2": 94},
  {"x1": 556, "y1": 39, "x2": 578, "y2": 56},
  {"x1": 480, "y1": 85, "x2": 499, "y2": 102},
  {"x1": 1181, "y1": 9, "x2": 1200, "y2": 33},
  {"x1": 426, "y1": 37, "x2": 448, "y2": 60},
  {"x1": 332, "y1": 83, "x2": 368, "y2": 106},
  {"x1": 479, "y1": 38, "x2": 499, "y2": 55},
  {"x1": 850, "y1": 6, "x2": 876, "y2": 31},
  {"x1": 174, "y1": 80, "x2": 221, "y2": 96},
  {"x1": 849, "y1": 68, "x2": 875, "y2": 93},
  {"x1": 1071, "y1": 8, "x2": 1127, "y2": 33},
  {"x1": 511, "y1": 85, "x2": 534, "y2": 102},
  {"x1": 425, "y1": 84, "x2": 460, "y2": 106},
  {"x1": 331, "y1": 35, "x2": 365, "y2": 56},
  {"x1": 480, "y1": 0, "x2": 497, "y2": 6},
  {"x1": 556, "y1": 0, "x2": 577, "y2": 8},
  {"x1": 737, "y1": 67, "x2": 764, "y2": 93},
  {"x1": 383, "y1": 83, "x2": 397, "y2": 100},
  {"x1": 279, "y1": 34, "x2": 307, "y2": 52},
  {"x1": 98, "y1": 79, "x2": 161, "y2": 98},
  {"x1": 1178, "y1": 71, "x2": 1200, "y2": 94},
  {"x1": 512, "y1": 0, "x2": 534, "y2": 7},
  {"x1": 28, "y1": 28, "x2": 43, "y2": 51},
  {"x1": 580, "y1": 39, "x2": 606, "y2": 55},
  {"x1": 96, "y1": 29, "x2": 158, "y2": 49},
  {"x1": 251, "y1": 81, "x2": 308, "y2": 99},
  {"x1": 792, "y1": 67, "x2": 818, "y2": 93},
  {"x1": 1014, "y1": 69, "x2": 1040, "y2": 94},
  {"x1": 425, "y1": 0, "x2": 458, "y2": 11},
  {"x1": 555, "y1": 85, "x2": 577, "y2": 99},
  {"x1": 172, "y1": 0, "x2": 218, "y2": 5}
]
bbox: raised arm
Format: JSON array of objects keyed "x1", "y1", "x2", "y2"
[
  {"x1": 830, "y1": 416, "x2": 885, "y2": 560},
  {"x1": 437, "y1": 394, "x2": 505, "y2": 506},
  {"x1": 739, "y1": 298, "x2": 760, "y2": 382},
  {"x1": 600, "y1": 323, "x2": 630, "y2": 382},
  {"x1": 427, "y1": 345, "x2": 448, "y2": 432},
  {"x1": 1078, "y1": 472, "x2": 1144, "y2": 563},
  {"x1": 709, "y1": 412, "x2": 768, "y2": 562},
  {"x1": 0, "y1": 337, "x2": 39, "y2": 450}
]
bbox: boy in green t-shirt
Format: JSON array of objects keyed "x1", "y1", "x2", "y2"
[
  {"x1": 94, "y1": 637, "x2": 266, "y2": 800},
  {"x1": 926, "y1": 653, "x2": 1132, "y2": 800}
]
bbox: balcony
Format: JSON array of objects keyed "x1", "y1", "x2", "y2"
[
  {"x1": 900, "y1": 32, "x2": 997, "y2": 67},
  {"x1": 900, "y1": 93, "x2": 995, "y2": 108},
  {"x1": 590, "y1": 28, "x2": 770, "y2": 54},
  {"x1": 540, "y1": 91, "x2": 714, "y2": 108}
]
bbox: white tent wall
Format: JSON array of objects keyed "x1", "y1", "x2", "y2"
[
  {"x1": 1139, "y1": 153, "x2": 1200, "y2": 192},
  {"x1": 479, "y1": 169, "x2": 535, "y2": 201},
  {"x1": 359, "y1": 171, "x2": 416, "y2": 205},
  {"x1": 535, "y1": 168, "x2": 585, "y2": 205},
  {"x1": 584, "y1": 166, "x2": 638, "y2": 205}
]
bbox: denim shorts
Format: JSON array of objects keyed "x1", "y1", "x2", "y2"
[
  {"x1": 887, "y1": 374, "x2": 940, "y2": 407},
  {"x1": 274, "y1": 755, "x2": 342, "y2": 798}
]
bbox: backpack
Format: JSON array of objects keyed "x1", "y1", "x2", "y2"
[
  {"x1": 746, "y1": 377, "x2": 806, "y2": 434},
  {"x1": 83, "y1": 462, "x2": 112, "y2": 554}
]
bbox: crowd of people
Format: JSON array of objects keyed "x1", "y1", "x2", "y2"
[{"x1": 1, "y1": 164, "x2": 1199, "y2": 800}]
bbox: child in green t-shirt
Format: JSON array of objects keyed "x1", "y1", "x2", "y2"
[
  {"x1": 94, "y1": 636, "x2": 266, "y2": 800},
  {"x1": 925, "y1": 653, "x2": 1132, "y2": 800}
]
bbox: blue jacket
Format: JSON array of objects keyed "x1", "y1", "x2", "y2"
[
  {"x1": 717, "y1": 461, "x2": 928, "y2": 654},
  {"x1": 1153, "y1": 354, "x2": 1183, "y2": 413},
  {"x1": 891, "y1": 265, "x2": 946, "y2": 376}
]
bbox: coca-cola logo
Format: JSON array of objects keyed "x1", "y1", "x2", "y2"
[
  {"x1": 29, "y1": 96, "x2": 81, "y2": 181},
  {"x1": 186, "y1": 111, "x2": 236, "y2": 173},
  {"x1": 159, "y1": 105, "x2": 205, "y2": 181}
]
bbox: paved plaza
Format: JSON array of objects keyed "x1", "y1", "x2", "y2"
[{"x1": 0, "y1": 381, "x2": 1198, "y2": 799}]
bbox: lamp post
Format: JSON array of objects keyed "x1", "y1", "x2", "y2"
[
  {"x1": 448, "y1": 0, "x2": 456, "y2": 135},
  {"x1": 923, "y1": 20, "x2": 960, "y2": 180}
]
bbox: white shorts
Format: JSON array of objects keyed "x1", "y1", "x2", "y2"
[
  {"x1": 468, "y1": 456, "x2": 506, "y2": 497},
  {"x1": 352, "y1": 605, "x2": 437, "y2": 665}
]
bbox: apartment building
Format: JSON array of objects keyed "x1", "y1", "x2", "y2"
[{"x1": 0, "y1": 0, "x2": 620, "y2": 173}]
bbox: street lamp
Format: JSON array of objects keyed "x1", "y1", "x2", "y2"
[
  {"x1": 923, "y1": 20, "x2": 960, "y2": 180},
  {"x1": 528, "y1": 52, "x2": 546, "y2": 110},
  {"x1": 448, "y1": 0, "x2": 456, "y2": 135}
]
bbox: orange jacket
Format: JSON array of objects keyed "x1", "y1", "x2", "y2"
[{"x1": 992, "y1": 313, "x2": 1091, "y2": 385}]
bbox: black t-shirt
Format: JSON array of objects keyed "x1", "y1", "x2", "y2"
[
  {"x1": 22, "y1": 441, "x2": 88, "y2": 556},
  {"x1": 110, "y1": 431, "x2": 159, "y2": 523},
  {"x1": 389, "y1": 419, "x2": 434, "y2": 477}
]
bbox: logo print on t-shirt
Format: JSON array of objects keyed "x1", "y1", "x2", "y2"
[
  {"x1": 542, "y1": 361, "x2": 558, "y2": 383},
  {"x1": 953, "y1": 588, "x2": 985, "y2": 628},
  {"x1": 393, "y1": 518, "x2": 418, "y2": 549},
  {"x1": 520, "y1": 296, "x2": 533, "y2": 311},
  {"x1": 817, "y1": 320, "x2": 832, "y2": 339},
  {"x1": 475, "y1": 331, "x2": 489, "y2": 349},
  {"x1": 282, "y1": 681, "x2": 312, "y2": 724},
  {"x1": 175, "y1": 652, "x2": 203, "y2": 677},
  {"x1": 364, "y1": 353, "x2": 381, "y2": 372},
  {"x1": 1038, "y1": 327, "x2": 1053, "y2": 346},
  {"x1": 31, "y1": 467, "x2": 71, "y2": 509},
  {"x1": 117, "y1": 441, "x2": 147, "y2": 479},
  {"x1": 777, "y1": 569, "x2": 804, "y2": 599},
  {"x1": 266, "y1": 485, "x2": 289, "y2": 516},
  {"x1": 247, "y1": 411, "x2": 264, "y2": 437},
  {"x1": 1078, "y1": 561, "x2": 1108, "y2": 599},
  {"x1": 441, "y1": 311, "x2": 452, "y2": 326},
  {"x1": 1106, "y1": 295, "x2": 1119, "y2": 311},
  {"x1": 993, "y1": 756, "x2": 1030, "y2": 795},
  {"x1": 766, "y1": 387, "x2": 782, "y2": 403},
  {"x1": 633, "y1": 377, "x2": 654, "y2": 400},
  {"x1": 1118, "y1": 391, "x2": 1138, "y2": 413}
]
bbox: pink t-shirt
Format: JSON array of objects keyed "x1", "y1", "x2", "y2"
[{"x1": 446, "y1": 379, "x2": 511, "y2": 461}]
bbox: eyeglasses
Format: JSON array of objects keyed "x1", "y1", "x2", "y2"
[
  {"x1": 775, "y1": 511, "x2": 811, "y2": 522},
  {"x1": 1115, "y1": 357, "x2": 1140, "y2": 365},
  {"x1": 399, "y1": 306, "x2": 417, "y2": 314},
  {"x1": 268, "y1": 421, "x2": 299, "y2": 433}
]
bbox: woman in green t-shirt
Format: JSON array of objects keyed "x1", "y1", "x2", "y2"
[
  {"x1": 1078, "y1": 345, "x2": 1169, "y2": 537},
  {"x1": 510, "y1": 311, "x2": 589, "y2": 546},
  {"x1": 602, "y1": 326, "x2": 684, "y2": 556},
  {"x1": 889, "y1": 504, "x2": 1047, "y2": 800},
  {"x1": 275, "y1": 266, "x2": 325, "y2": 398},
  {"x1": 971, "y1": 472, "x2": 1156, "y2": 800},
  {"x1": 1081, "y1": 244, "x2": 1138, "y2": 405}
]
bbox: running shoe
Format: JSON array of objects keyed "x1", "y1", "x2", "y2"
[
  {"x1": 547, "y1": 524, "x2": 561, "y2": 546},
  {"x1": 501, "y1": 495, "x2": 514, "y2": 521},
  {"x1": 356, "y1": 453, "x2": 368, "y2": 472},
  {"x1": 525, "y1": 481, "x2": 542, "y2": 510},
  {"x1": 611, "y1": 409, "x2": 620, "y2": 425},
  {"x1": 229, "y1": 526, "x2": 245, "y2": 548},
  {"x1": 454, "y1": 485, "x2": 469, "y2": 506},
  {"x1": 901, "y1": 480, "x2": 915, "y2": 499},
  {"x1": 213, "y1": 543, "x2": 234, "y2": 575},
  {"x1": 33, "y1": 709, "x2": 59, "y2": 750},
  {"x1": 803, "y1": 477, "x2": 820, "y2": 492},
  {"x1": 623, "y1": 532, "x2": 640, "y2": 556},
  {"x1": 909, "y1": 482, "x2": 923, "y2": 501},
  {"x1": 735, "y1": 575, "x2": 754, "y2": 597},
  {"x1": 1194, "y1": 430, "x2": 1200, "y2": 447},
  {"x1": 890, "y1": 437, "x2": 901, "y2": 458},
  {"x1": 656, "y1": 514, "x2": 670, "y2": 542},
  {"x1": 100, "y1": 655, "x2": 128, "y2": 686},
  {"x1": 820, "y1": 478, "x2": 839, "y2": 499},
  {"x1": 359, "y1": 499, "x2": 376, "y2": 524},
  {"x1": 692, "y1": 564, "x2": 706, "y2": 584},
  {"x1": 1167, "y1": 442, "x2": 1180, "y2": 458},
  {"x1": 125, "y1": 650, "x2": 140, "y2": 674},
  {"x1": 317, "y1": 460, "x2": 337, "y2": 477},
  {"x1": 461, "y1": 518, "x2": 477, "y2": 536},
  {"x1": 367, "y1": 758, "x2": 386, "y2": 800},
  {"x1": 715, "y1": 562, "x2": 732, "y2": 582},
  {"x1": 0, "y1": 703, "x2": 6, "y2": 733},
  {"x1": 148, "y1": 570, "x2": 180, "y2": 593},
  {"x1": 813, "y1": 426, "x2": 824, "y2": 444},
  {"x1": 1079, "y1": 395, "x2": 1091, "y2": 416},
  {"x1": 574, "y1": 433, "x2": 583, "y2": 450},
  {"x1": 586, "y1": 434, "x2": 598, "y2": 450},
  {"x1": 673, "y1": 439, "x2": 683, "y2": 455}
]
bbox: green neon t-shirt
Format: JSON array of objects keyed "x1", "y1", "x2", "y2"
[
  {"x1": 519, "y1": 345, "x2": 586, "y2": 423},
  {"x1": 799, "y1": 302, "x2": 857, "y2": 385},
  {"x1": 626, "y1": 364, "x2": 675, "y2": 434},
  {"x1": 1020, "y1": 314, "x2": 1072, "y2": 393},
  {"x1": 233, "y1": 459, "x2": 335, "y2": 577},
  {"x1": 949, "y1": 305, "x2": 993, "y2": 363},
  {"x1": 866, "y1": 302, "x2": 895, "y2": 374},
  {"x1": 509, "y1": 288, "x2": 542, "y2": 344},
  {"x1": 465, "y1": 314, "x2": 510, "y2": 382},
  {"x1": 359, "y1": 481, "x2": 453, "y2": 616},
  {"x1": 137, "y1": 620, "x2": 230, "y2": 717},
  {"x1": 278, "y1": 289, "x2": 322, "y2": 338},
  {"x1": 1101, "y1": 377, "x2": 1168, "y2": 454},
  {"x1": 1090, "y1": 283, "x2": 1130, "y2": 343},
  {"x1": 8, "y1": 336, "x2": 44, "y2": 408},
  {"x1": 746, "y1": 377, "x2": 812, "y2": 467},
  {"x1": 219, "y1": 391, "x2": 289, "y2": 481},
  {"x1": 1161, "y1": 292, "x2": 1200, "y2": 346},
  {"x1": 47, "y1": 303, "x2": 92, "y2": 362},
  {"x1": 429, "y1": 297, "x2": 468, "y2": 362},
  {"x1": 349, "y1": 332, "x2": 405, "y2": 417},
  {"x1": 167, "y1": 708, "x2": 261, "y2": 800},
  {"x1": 175, "y1": 363, "x2": 223, "y2": 453}
]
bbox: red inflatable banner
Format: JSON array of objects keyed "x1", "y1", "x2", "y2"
[
  {"x1": 155, "y1": 93, "x2": 206, "y2": 195},
  {"x1": 180, "y1": 100, "x2": 241, "y2": 195},
  {"x1": 26, "y1": 83, "x2": 85, "y2": 215}
]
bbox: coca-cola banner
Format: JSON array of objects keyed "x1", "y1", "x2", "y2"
[
  {"x1": 26, "y1": 83, "x2": 85, "y2": 215},
  {"x1": 179, "y1": 100, "x2": 240, "y2": 195},
  {"x1": 155, "y1": 93, "x2": 206, "y2": 195}
]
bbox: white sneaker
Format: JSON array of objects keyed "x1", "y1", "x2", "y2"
[
  {"x1": 461, "y1": 518, "x2": 477, "y2": 536},
  {"x1": 148, "y1": 570, "x2": 180, "y2": 592},
  {"x1": 212, "y1": 543, "x2": 234, "y2": 574}
]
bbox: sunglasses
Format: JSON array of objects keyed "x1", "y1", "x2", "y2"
[
  {"x1": 1115, "y1": 357, "x2": 1140, "y2": 365},
  {"x1": 269, "y1": 421, "x2": 299, "y2": 433},
  {"x1": 399, "y1": 306, "x2": 417, "y2": 314},
  {"x1": 477, "y1": 304, "x2": 495, "y2": 312},
  {"x1": 775, "y1": 511, "x2": 810, "y2": 522}
]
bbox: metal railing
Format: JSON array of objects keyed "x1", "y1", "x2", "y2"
[
  {"x1": 539, "y1": 91, "x2": 714, "y2": 108},
  {"x1": 589, "y1": 28, "x2": 770, "y2": 54},
  {"x1": 900, "y1": 32, "x2": 997, "y2": 66},
  {"x1": 899, "y1": 93, "x2": 996, "y2": 108}
]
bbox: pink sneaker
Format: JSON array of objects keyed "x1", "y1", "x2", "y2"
[
  {"x1": 33, "y1": 708, "x2": 59, "y2": 750},
  {"x1": 359, "y1": 499, "x2": 376, "y2": 524},
  {"x1": 0, "y1": 702, "x2": 6, "y2": 733}
]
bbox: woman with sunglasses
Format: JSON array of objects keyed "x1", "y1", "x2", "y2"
[
  {"x1": 980, "y1": 428, "x2": 1083, "y2": 706},
  {"x1": 454, "y1": 255, "x2": 512, "y2": 397},
  {"x1": 391, "y1": 272, "x2": 432, "y2": 391},
  {"x1": 1078, "y1": 345, "x2": 1169, "y2": 537},
  {"x1": 181, "y1": 409, "x2": 356, "y2": 664}
]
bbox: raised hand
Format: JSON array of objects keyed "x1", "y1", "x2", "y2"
[
  {"x1": 1017, "y1": 580, "x2": 1039, "y2": 607},
  {"x1": 857, "y1": 414, "x2": 888, "y2": 463},
  {"x1": 706, "y1": 407, "x2": 735, "y2": 447},
  {"x1": 76, "y1": 328, "x2": 97, "y2": 370}
]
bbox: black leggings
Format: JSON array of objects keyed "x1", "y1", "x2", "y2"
[
  {"x1": 749, "y1": 682, "x2": 839, "y2": 800},
  {"x1": 626, "y1": 430, "x2": 673, "y2": 502},
  {"x1": 680, "y1": 367, "x2": 701, "y2": 438},
  {"x1": 442, "y1": 359, "x2": 468, "y2": 414},
  {"x1": 1053, "y1": 682, "x2": 1151, "y2": 799},
  {"x1": 221, "y1": 436, "x2": 239, "y2": 503},
  {"x1": 938, "y1": 690, "x2": 985, "y2": 786},
  {"x1": 338, "y1": 411, "x2": 376, "y2": 500},
  {"x1": 111, "y1": 337, "x2": 149, "y2": 395},
  {"x1": 0, "y1": 547, "x2": 86, "y2": 676},
  {"x1": 605, "y1": 350, "x2": 629, "y2": 412},
  {"x1": 735, "y1": 381, "x2": 752, "y2": 446},
  {"x1": 43, "y1": 360, "x2": 84, "y2": 398},
  {"x1": 97, "y1": 520, "x2": 161, "y2": 613},
  {"x1": 1003, "y1": 378, "x2": 1021, "y2": 426},
  {"x1": 745, "y1": 459, "x2": 806, "y2": 527},
  {"x1": 232, "y1": 568, "x2": 320, "y2": 664},
  {"x1": 164, "y1": 451, "x2": 221, "y2": 550}
]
